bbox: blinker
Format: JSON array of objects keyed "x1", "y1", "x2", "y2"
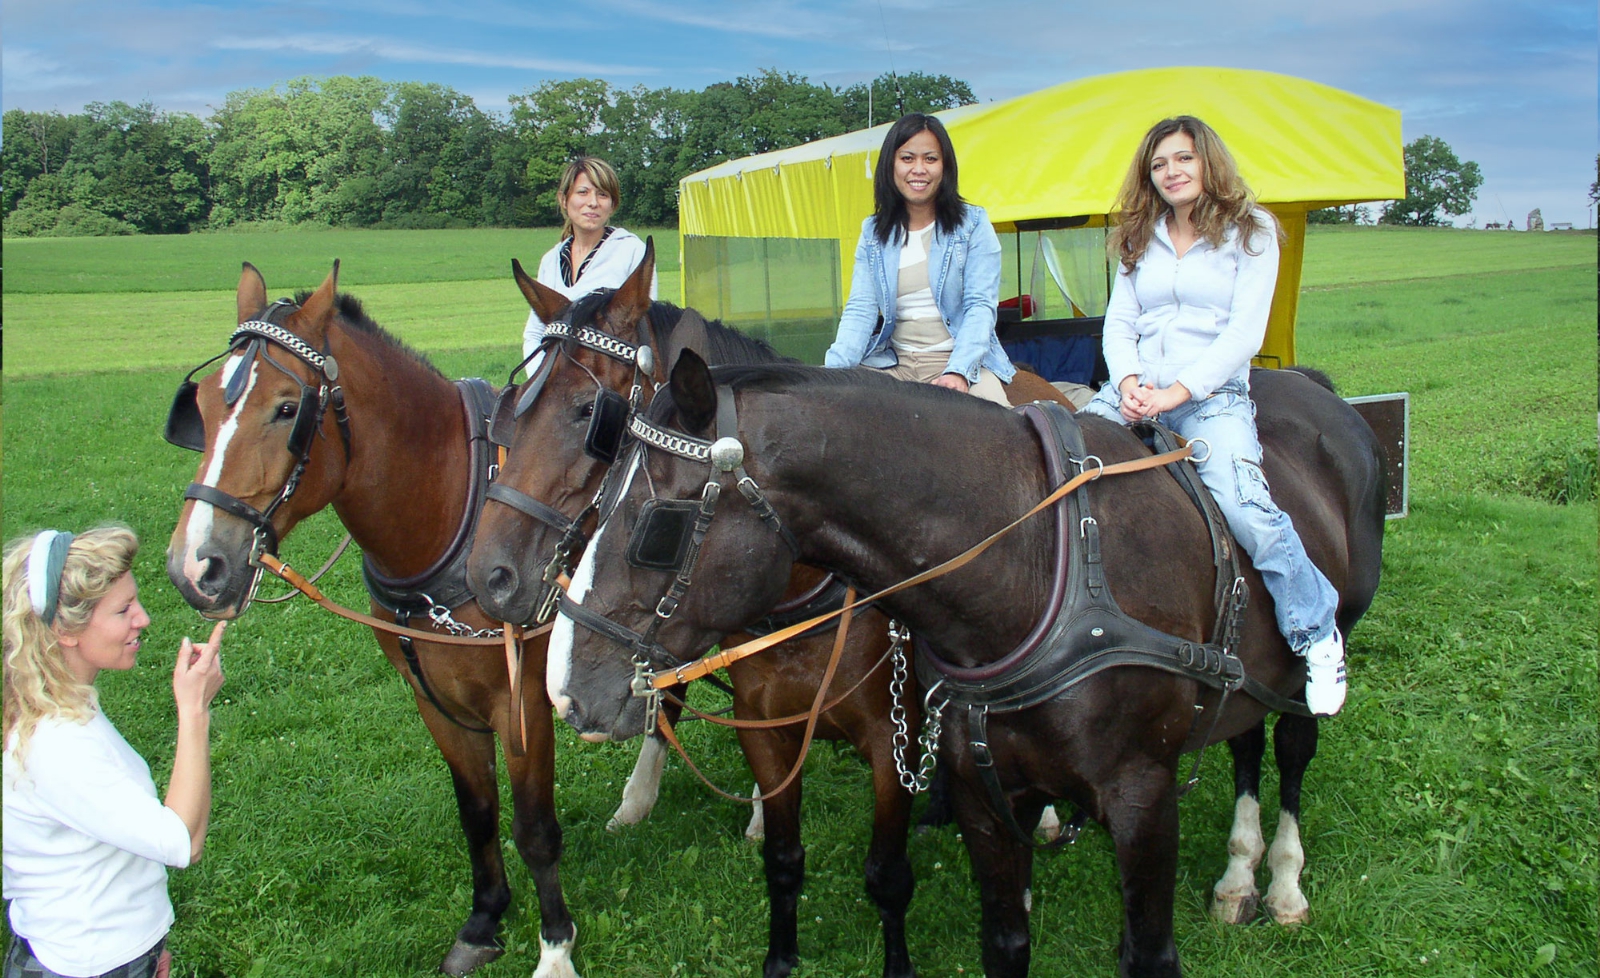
[
  {"x1": 164, "y1": 381, "x2": 206, "y2": 452},
  {"x1": 626, "y1": 498, "x2": 700, "y2": 572},
  {"x1": 584, "y1": 388, "x2": 631, "y2": 464},
  {"x1": 709, "y1": 437, "x2": 745, "y2": 472}
]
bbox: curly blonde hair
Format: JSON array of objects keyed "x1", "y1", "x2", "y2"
[
  {"x1": 3, "y1": 525, "x2": 140, "y2": 766},
  {"x1": 1107, "y1": 115, "x2": 1280, "y2": 273}
]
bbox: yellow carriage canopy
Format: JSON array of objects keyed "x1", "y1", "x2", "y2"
[{"x1": 678, "y1": 66, "x2": 1403, "y2": 369}]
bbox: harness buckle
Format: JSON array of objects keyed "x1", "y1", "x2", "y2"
[
  {"x1": 655, "y1": 594, "x2": 680, "y2": 619},
  {"x1": 630, "y1": 658, "x2": 661, "y2": 731}
]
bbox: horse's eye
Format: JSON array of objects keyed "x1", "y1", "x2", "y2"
[
  {"x1": 580, "y1": 401, "x2": 595, "y2": 419},
  {"x1": 277, "y1": 402, "x2": 299, "y2": 420}
]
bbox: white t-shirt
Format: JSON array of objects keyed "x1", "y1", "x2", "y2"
[
  {"x1": 4, "y1": 711, "x2": 192, "y2": 977},
  {"x1": 521, "y1": 226, "x2": 659, "y2": 363}
]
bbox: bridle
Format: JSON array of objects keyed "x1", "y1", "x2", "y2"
[
  {"x1": 556, "y1": 386, "x2": 800, "y2": 731},
  {"x1": 485, "y1": 296, "x2": 657, "y2": 623},
  {"x1": 165, "y1": 299, "x2": 351, "y2": 606}
]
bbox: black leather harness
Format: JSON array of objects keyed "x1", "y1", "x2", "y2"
[
  {"x1": 916, "y1": 402, "x2": 1311, "y2": 847},
  {"x1": 362, "y1": 378, "x2": 500, "y2": 733}
]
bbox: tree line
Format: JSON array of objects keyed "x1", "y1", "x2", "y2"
[
  {"x1": 1, "y1": 70, "x2": 974, "y2": 236},
  {"x1": 1310, "y1": 135, "x2": 1484, "y2": 227}
]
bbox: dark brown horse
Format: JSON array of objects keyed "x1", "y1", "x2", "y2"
[
  {"x1": 544, "y1": 353, "x2": 1386, "y2": 977},
  {"x1": 164, "y1": 264, "x2": 578, "y2": 977},
  {"x1": 466, "y1": 247, "x2": 925, "y2": 978}
]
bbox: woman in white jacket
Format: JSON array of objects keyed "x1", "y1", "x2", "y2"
[
  {"x1": 3, "y1": 526, "x2": 225, "y2": 978},
  {"x1": 1079, "y1": 115, "x2": 1347, "y2": 715},
  {"x1": 521, "y1": 157, "x2": 657, "y2": 363}
]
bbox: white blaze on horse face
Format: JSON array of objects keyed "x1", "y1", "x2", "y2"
[
  {"x1": 548, "y1": 451, "x2": 644, "y2": 720},
  {"x1": 179, "y1": 355, "x2": 258, "y2": 585}
]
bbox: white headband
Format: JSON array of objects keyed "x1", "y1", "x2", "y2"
[{"x1": 27, "y1": 530, "x2": 74, "y2": 626}]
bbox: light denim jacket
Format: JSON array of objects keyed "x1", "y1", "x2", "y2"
[{"x1": 824, "y1": 204, "x2": 1015, "y2": 384}]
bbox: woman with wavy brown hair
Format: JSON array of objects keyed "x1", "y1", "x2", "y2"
[
  {"x1": 3, "y1": 526, "x2": 225, "y2": 978},
  {"x1": 1080, "y1": 115, "x2": 1347, "y2": 715}
]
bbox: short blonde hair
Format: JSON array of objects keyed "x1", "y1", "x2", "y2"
[
  {"x1": 3, "y1": 525, "x2": 139, "y2": 766},
  {"x1": 557, "y1": 157, "x2": 623, "y2": 240}
]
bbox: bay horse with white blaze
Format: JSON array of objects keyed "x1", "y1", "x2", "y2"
[
  {"x1": 164, "y1": 263, "x2": 579, "y2": 977},
  {"x1": 547, "y1": 353, "x2": 1385, "y2": 977},
  {"x1": 466, "y1": 245, "x2": 926, "y2": 978}
]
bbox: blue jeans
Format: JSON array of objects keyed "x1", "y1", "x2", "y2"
[{"x1": 1081, "y1": 381, "x2": 1338, "y2": 652}]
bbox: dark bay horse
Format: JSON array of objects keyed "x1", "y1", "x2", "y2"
[
  {"x1": 466, "y1": 247, "x2": 925, "y2": 978},
  {"x1": 164, "y1": 264, "x2": 579, "y2": 978},
  {"x1": 545, "y1": 353, "x2": 1386, "y2": 977}
]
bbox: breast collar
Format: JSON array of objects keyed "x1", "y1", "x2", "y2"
[{"x1": 362, "y1": 378, "x2": 499, "y2": 617}]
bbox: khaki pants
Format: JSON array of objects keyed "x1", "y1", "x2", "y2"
[{"x1": 885, "y1": 347, "x2": 1010, "y2": 407}]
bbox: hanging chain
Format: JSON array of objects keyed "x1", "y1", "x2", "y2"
[
  {"x1": 889, "y1": 620, "x2": 942, "y2": 793},
  {"x1": 422, "y1": 595, "x2": 504, "y2": 639}
]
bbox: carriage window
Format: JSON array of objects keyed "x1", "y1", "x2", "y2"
[
  {"x1": 683, "y1": 236, "x2": 843, "y2": 364},
  {"x1": 997, "y1": 226, "x2": 1110, "y2": 322}
]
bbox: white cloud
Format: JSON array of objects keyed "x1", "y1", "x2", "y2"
[
  {"x1": 210, "y1": 34, "x2": 656, "y2": 75},
  {"x1": 1, "y1": 46, "x2": 96, "y2": 91}
]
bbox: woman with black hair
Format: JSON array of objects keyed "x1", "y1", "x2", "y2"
[{"x1": 824, "y1": 113, "x2": 1014, "y2": 405}]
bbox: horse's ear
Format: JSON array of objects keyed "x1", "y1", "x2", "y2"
[
  {"x1": 659, "y1": 307, "x2": 709, "y2": 386},
  {"x1": 296, "y1": 260, "x2": 340, "y2": 343},
  {"x1": 512, "y1": 258, "x2": 569, "y2": 325},
  {"x1": 669, "y1": 348, "x2": 717, "y2": 435},
  {"x1": 603, "y1": 237, "x2": 655, "y2": 340},
  {"x1": 237, "y1": 262, "x2": 267, "y2": 324}
]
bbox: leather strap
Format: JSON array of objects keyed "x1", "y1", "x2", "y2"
[
  {"x1": 651, "y1": 444, "x2": 1193, "y2": 690},
  {"x1": 257, "y1": 552, "x2": 550, "y2": 647},
  {"x1": 653, "y1": 588, "x2": 858, "y2": 804},
  {"x1": 486, "y1": 482, "x2": 577, "y2": 535}
]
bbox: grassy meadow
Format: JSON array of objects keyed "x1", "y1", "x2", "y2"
[{"x1": 1, "y1": 225, "x2": 1595, "y2": 978}]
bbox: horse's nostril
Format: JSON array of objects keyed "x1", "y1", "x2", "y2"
[
  {"x1": 486, "y1": 564, "x2": 518, "y2": 598},
  {"x1": 196, "y1": 555, "x2": 229, "y2": 596}
]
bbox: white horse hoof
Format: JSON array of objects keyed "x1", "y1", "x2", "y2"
[
  {"x1": 1035, "y1": 804, "x2": 1062, "y2": 842},
  {"x1": 744, "y1": 786, "x2": 765, "y2": 842},
  {"x1": 1265, "y1": 890, "x2": 1310, "y2": 927},
  {"x1": 532, "y1": 933, "x2": 581, "y2": 978},
  {"x1": 1210, "y1": 890, "x2": 1260, "y2": 925}
]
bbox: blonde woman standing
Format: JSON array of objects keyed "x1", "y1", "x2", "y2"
[
  {"x1": 521, "y1": 156, "x2": 658, "y2": 362},
  {"x1": 3, "y1": 527, "x2": 225, "y2": 978},
  {"x1": 1079, "y1": 115, "x2": 1347, "y2": 715}
]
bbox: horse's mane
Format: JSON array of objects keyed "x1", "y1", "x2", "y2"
[
  {"x1": 652, "y1": 301, "x2": 791, "y2": 366},
  {"x1": 643, "y1": 362, "x2": 982, "y2": 423},
  {"x1": 563, "y1": 288, "x2": 787, "y2": 367},
  {"x1": 293, "y1": 289, "x2": 444, "y2": 380}
]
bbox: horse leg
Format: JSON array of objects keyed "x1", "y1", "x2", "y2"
[
  {"x1": 737, "y1": 727, "x2": 805, "y2": 978},
  {"x1": 861, "y1": 739, "x2": 916, "y2": 978},
  {"x1": 1210, "y1": 722, "x2": 1267, "y2": 924},
  {"x1": 949, "y1": 769, "x2": 1036, "y2": 978},
  {"x1": 608, "y1": 692, "x2": 685, "y2": 831},
  {"x1": 506, "y1": 702, "x2": 580, "y2": 978},
  {"x1": 417, "y1": 716, "x2": 512, "y2": 977},
  {"x1": 1103, "y1": 767, "x2": 1182, "y2": 978},
  {"x1": 1263, "y1": 713, "x2": 1318, "y2": 926},
  {"x1": 915, "y1": 760, "x2": 953, "y2": 831}
]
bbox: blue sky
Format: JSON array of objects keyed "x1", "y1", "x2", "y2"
[{"x1": 4, "y1": 0, "x2": 1595, "y2": 226}]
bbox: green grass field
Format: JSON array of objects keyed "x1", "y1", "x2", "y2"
[{"x1": 2, "y1": 226, "x2": 1595, "y2": 978}]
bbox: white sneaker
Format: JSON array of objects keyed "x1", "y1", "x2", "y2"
[{"x1": 1303, "y1": 627, "x2": 1346, "y2": 716}]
